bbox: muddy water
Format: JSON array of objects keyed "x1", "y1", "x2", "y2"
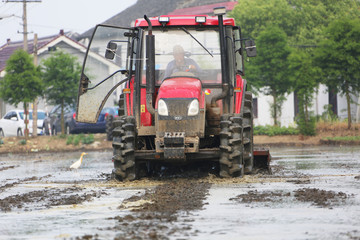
[{"x1": 0, "y1": 146, "x2": 359, "y2": 239}]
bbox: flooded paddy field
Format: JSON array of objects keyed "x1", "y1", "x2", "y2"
[{"x1": 0, "y1": 146, "x2": 359, "y2": 240}]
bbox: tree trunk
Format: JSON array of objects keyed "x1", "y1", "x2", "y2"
[
  {"x1": 304, "y1": 97, "x2": 309, "y2": 125},
  {"x1": 345, "y1": 89, "x2": 352, "y2": 129},
  {"x1": 23, "y1": 102, "x2": 29, "y2": 139},
  {"x1": 61, "y1": 99, "x2": 65, "y2": 135},
  {"x1": 356, "y1": 96, "x2": 360, "y2": 123},
  {"x1": 32, "y1": 99, "x2": 38, "y2": 137},
  {"x1": 273, "y1": 93, "x2": 278, "y2": 126}
]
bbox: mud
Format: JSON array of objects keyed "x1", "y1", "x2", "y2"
[
  {"x1": 294, "y1": 188, "x2": 349, "y2": 208},
  {"x1": 230, "y1": 190, "x2": 291, "y2": 203},
  {"x1": 229, "y1": 188, "x2": 351, "y2": 208},
  {"x1": 0, "y1": 186, "x2": 107, "y2": 212},
  {"x1": 106, "y1": 179, "x2": 211, "y2": 240},
  {"x1": 0, "y1": 146, "x2": 359, "y2": 239}
]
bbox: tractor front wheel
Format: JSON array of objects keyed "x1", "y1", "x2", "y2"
[
  {"x1": 219, "y1": 114, "x2": 244, "y2": 178},
  {"x1": 112, "y1": 116, "x2": 137, "y2": 181},
  {"x1": 243, "y1": 91, "x2": 254, "y2": 173}
]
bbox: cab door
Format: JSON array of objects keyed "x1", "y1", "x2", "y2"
[{"x1": 76, "y1": 24, "x2": 137, "y2": 123}]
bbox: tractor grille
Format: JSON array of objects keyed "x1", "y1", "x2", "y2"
[
  {"x1": 162, "y1": 98, "x2": 192, "y2": 117},
  {"x1": 157, "y1": 98, "x2": 201, "y2": 137}
]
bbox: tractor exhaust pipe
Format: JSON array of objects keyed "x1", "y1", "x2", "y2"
[
  {"x1": 211, "y1": 7, "x2": 230, "y2": 113},
  {"x1": 144, "y1": 15, "x2": 155, "y2": 116}
]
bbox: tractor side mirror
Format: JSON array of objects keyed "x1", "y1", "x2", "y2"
[
  {"x1": 105, "y1": 42, "x2": 117, "y2": 59},
  {"x1": 245, "y1": 40, "x2": 256, "y2": 57}
]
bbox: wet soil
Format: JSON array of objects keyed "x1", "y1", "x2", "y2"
[
  {"x1": 109, "y1": 179, "x2": 211, "y2": 240},
  {"x1": 294, "y1": 188, "x2": 349, "y2": 208},
  {"x1": 229, "y1": 188, "x2": 351, "y2": 208},
  {"x1": 0, "y1": 146, "x2": 359, "y2": 239},
  {"x1": 0, "y1": 184, "x2": 107, "y2": 212}
]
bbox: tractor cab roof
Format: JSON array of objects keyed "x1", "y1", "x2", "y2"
[{"x1": 134, "y1": 15, "x2": 235, "y2": 28}]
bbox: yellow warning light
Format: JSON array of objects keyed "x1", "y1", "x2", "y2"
[
  {"x1": 123, "y1": 88, "x2": 131, "y2": 94},
  {"x1": 234, "y1": 87, "x2": 242, "y2": 93}
]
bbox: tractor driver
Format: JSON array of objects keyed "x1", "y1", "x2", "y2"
[{"x1": 163, "y1": 45, "x2": 201, "y2": 79}]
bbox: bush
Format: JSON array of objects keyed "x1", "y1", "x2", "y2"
[
  {"x1": 254, "y1": 125, "x2": 299, "y2": 136},
  {"x1": 73, "y1": 135, "x2": 81, "y2": 146},
  {"x1": 65, "y1": 134, "x2": 94, "y2": 146},
  {"x1": 66, "y1": 135, "x2": 74, "y2": 145},
  {"x1": 321, "y1": 104, "x2": 338, "y2": 122},
  {"x1": 82, "y1": 134, "x2": 94, "y2": 144},
  {"x1": 296, "y1": 114, "x2": 316, "y2": 136}
]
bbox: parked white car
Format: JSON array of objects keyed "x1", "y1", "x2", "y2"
[{"x1": 0, "y1": 109, "x2": 46, "y2": 137}]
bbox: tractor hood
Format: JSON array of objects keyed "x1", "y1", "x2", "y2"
[{"x1": 155, "y1": 77, "x2": 204, "y2": 108}]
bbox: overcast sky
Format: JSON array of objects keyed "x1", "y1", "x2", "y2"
[{"x1": 0, "y1": 0, "x2": 136, "y2": 45}]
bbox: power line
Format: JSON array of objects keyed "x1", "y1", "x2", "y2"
[{"x1": 4, "y1": 0, "x2": 41, "y2": 51}]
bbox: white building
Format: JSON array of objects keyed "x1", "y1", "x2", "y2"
[{"x1": 253, "y1": 84, "x2": 360, "y2": 126}]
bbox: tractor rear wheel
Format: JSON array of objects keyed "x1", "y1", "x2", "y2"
[
  {"x1": 112, "y1": 116, "x2": 137, "y2": 181},
  {"x1": 219, "y1": 114, "x2": 244, "y2": 178},
  {"x1": 243, "y1": 91, "x2": 254, "y2": 173}
]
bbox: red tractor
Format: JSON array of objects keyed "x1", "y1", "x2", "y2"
[{"x1": 76, "y1": 7, "x2": 270, "y2": 180}]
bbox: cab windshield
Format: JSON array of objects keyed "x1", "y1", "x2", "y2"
[{"x1": 142, "y1": 27, "x2": 222, "y2": 85}]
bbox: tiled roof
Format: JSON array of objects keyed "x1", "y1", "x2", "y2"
[
  {"x1": 168, "y1": 1, "x2": 237, "y2": 15},
  {"x1": 0, "y1": 32, "x2": 83, "y2": 72}
]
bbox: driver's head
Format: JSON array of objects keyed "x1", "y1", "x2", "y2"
[{"x1": 173, "y1": 45, "x2": 185, "y2": 65}]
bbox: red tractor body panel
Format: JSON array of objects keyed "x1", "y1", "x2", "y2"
[
  {"x1": 235, "y1": 75, "x2": 246, "y2": 114},
  {"x1": 134, "y1": 15, "x2": 235, "y2": 27},
  {"x1": 155, "y1": 78, "x2": 205, "y2": 109}
]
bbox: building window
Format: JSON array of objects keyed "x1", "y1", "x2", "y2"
[
  {"x1": 253, "y1": 98, "x2": 258, "y2": 118},
  {"x1": 328, "y1": 89, "x2": 338, "y2": 116},
  {"x1": 294, "y1": 91, "x2": 299, "y2": 117}
]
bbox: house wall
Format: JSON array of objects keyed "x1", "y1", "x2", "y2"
[
  {"x1": 253, "y1": 83, "x2": 359, "y2": 127},
  {"x1": 312, "y1": 84, "x2": 329, "y2": 116}
]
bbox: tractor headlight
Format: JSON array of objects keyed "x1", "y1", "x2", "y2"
[
  {"x1": 158, "y1": 99, "x2": 169, "y2": 116},
  {"x1": 187, "y1": 99, "x2": 199, "y2": 116}
]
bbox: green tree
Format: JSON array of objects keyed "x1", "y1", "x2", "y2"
[
  {"x1": 314, "y1": 18, "x2": 360, "y2": 129},
  {"x1": 230, "y1": 0, "x2": 297, "y2": 40},
  {"x1": 42, "y1": 51, "x2": 81, "y2": 134},
  {"x1": 0, "y1": 49, "x2": 42, "y2": 138},
  {"x1": 288, "y1": 49, "x2": 319, "y2": 135},
  {"x1": 230, "y1": 0, "x2": 360, "y2": 45},
  {"x1": 230, "y1": 0, "x2": 360, "y2": 128},
  {"x1": 246, "y1": 26, "x2": 292, "y2": 126}
]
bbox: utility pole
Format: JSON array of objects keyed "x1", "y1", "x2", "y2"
[
  {"x1": 5, "y1": 0, "x2": 41, "y2": 52},
  {"x1": 32, "y1": 33, "x2": 38, "y2": 137}
]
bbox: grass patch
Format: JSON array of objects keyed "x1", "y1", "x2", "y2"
[
  {"x1": 324, "y1": 136, "x2": 360, "y2": 142},
  {"x1": 58, "y1": 134, "x2": 67, "y2": 139},
  {"x1": 66, "y1": 134, "x2": 94, "y2": 146},
  {"x1": 66, "y1": 135, "x2": 74, "y2": 145},
  {"x1": 81, "y1": 134, "x2": 94, "y2": 144},
  {"x1": 316, "y1": 121, "x2": 360, "y2": 131},
  {"x1": 254, "y1": 125, "x2": 299, "y2": 136}
]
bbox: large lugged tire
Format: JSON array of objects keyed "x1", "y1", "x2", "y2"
[
  {"x1": 112, "y1": 116, "x2": 137, "y2": 181},
  {"x1": 219, "y1": 114, "x2": 244, "y2": 178},
  {"x1": 243, "y1": 91, "x2": 254, "y2": 173}
]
